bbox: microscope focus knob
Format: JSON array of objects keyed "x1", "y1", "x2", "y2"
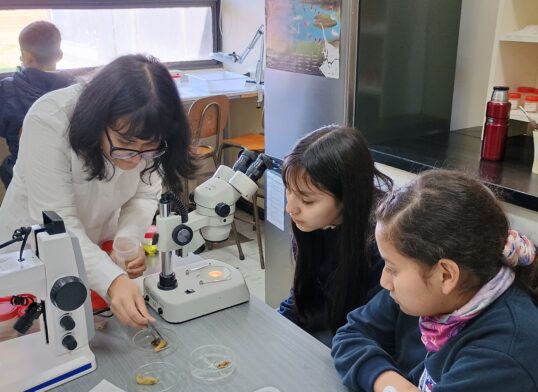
[
  {"x1": 62, "y1": 334, "x2": 78, "y2": 351},
  {"x1": 50, "y1": 276, "x2": 87, "y2": 311},
  {"x1": 172, "y1": 224, "x2": 194, "y2": 246},
  {"x1": 60, "y1": 315, "x2": 76, "y2": 331},
  {"x1": 215, "y1": 203, "x2": 231, "y2": 217}
]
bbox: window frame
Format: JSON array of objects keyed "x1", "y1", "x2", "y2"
[{"x1": 0, "y1": 0, "x2": 222, "y2": 78}]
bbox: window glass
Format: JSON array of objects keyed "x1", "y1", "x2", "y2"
[{"x1": 0, "y1": 7, "x2": 215, "y2": 73}]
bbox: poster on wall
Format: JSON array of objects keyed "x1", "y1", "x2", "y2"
[{"x1": 266, "y1": 0, "x2": 341, "y2": 79}]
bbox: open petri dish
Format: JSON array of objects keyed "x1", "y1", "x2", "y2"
[
  {"x1": 190, "y1": 344, "x2": 235, "y2": 382},
  {"x1": 132, "y1": 327, "x2": 178, "y2": 357},
  {"x1": 130, "y1": 362, "x2": 182, "y2": 392}
]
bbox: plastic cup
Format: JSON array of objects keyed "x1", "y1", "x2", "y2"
[{"x1": 112, "y1": 236, "x2": 140, "y2": 270}]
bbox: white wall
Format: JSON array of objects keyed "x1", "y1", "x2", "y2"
[
  {"x1": 377, "y1": 163, "x2": 538, "y2": 242},
  {"x1": 450, "y1": 0, "x2": 500, "y2": 130},
  {"x1": 220, "y1": 0, "x2": 265, "y2": 75}
]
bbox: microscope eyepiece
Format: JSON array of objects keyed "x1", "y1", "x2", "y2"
[
  {"x1": 245, "y1": 154, "x2": 273, "y2": 182},
  {"x1": 232, "y1": 150, "x2": 257, "y2": 173}
]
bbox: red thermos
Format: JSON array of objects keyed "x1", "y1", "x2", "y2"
[{"x1": 481, "y1": 86, "x2": 511, "y2": 161}]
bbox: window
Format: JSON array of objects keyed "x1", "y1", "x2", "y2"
[{"x1": 0, "y1": 0, "x2": 220, "y2": 75}]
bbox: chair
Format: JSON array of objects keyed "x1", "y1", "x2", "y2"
[
  {"x1": 188, "y1": 95, "x2": 229, "y2": 168},
  {"x1": 187, "y1": 95, "x2": 246, "y2": 260},
  {"x1": 217, "y1": 110, "x2": 265, "y2": 269}
]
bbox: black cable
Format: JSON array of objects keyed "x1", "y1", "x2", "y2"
[
  {"x1": 0, "y1": 226, "x2": 32, "y2": 261},
  {"x1": 93, "y1": 307, "x2": 114, "y2": 317},
  {"x1": 11, "y1": 295, "x2": 35, "y2": 306},
  {"x1": 162, "y1": 191, "x2": 189, "y2": 223}
]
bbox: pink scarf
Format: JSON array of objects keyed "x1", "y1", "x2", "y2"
[{"x1": 419, "y1": 266, "x2": 514, "y2": 352}]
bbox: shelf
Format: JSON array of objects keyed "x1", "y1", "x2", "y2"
[
  {"x1": 499, "y1": 34, "x2": 538, "y2": 43},
  {"x1": 510, "y1": 110, "x2": 538, "y2": 123}
]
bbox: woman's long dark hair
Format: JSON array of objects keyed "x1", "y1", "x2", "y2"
[
  {"x1": 282, "y1": 125, "x2": 393, "y2": 333},
  {"x1": 69, "y1": 54, "x2": 196, "y2": 196}
]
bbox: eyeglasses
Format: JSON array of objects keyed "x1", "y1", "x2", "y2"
[{"x1": 105, "y1": 129, "x2": 167, "y2": 160}]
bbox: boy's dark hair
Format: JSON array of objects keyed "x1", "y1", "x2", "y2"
[
  {"x1": 19, "y1": 21, "x2": 62, "y2": 66},
  {"x1": 282, "y1": 125, "x2": 393, "y2": 333},
  {"x1": 376, "y1": 169, "x2": 538, "y2": 302},
  {"x1": 69, "y1": 54, "x2": 196, "y2": 196}
]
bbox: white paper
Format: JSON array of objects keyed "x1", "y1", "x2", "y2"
[
  {"x1": 89, "y1": 379, "x2": 125, "y2": 392},
  {"x1": 266, "y1": 171, "x2": 286, "y2": 231}
]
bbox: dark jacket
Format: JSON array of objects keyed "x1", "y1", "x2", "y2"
[
  {"x1": 333, "y1": 285, "x2": 538, "y2": 392},
  {"x1": 0, "y1": 67, "x2": 74, "y2": 186},
  {"x1": 278, "y1": 227, "x2": 384, "y2": 344},
  {"x1": 332, "y1": 290, "x2": 425, "y2": 392}
]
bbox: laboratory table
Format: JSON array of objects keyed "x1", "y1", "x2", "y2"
[{"x1": 53, "y1": 287, "x2": 348, "y2": 392}]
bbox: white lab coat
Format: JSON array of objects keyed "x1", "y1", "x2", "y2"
[{"x1": 0, "y1": 84, "x2": 161, "y2": 298}]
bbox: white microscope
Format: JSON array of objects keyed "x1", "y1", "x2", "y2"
[
  {"x1": 0, "y1": 211, "x2": 96, "y2": 391},
  {"x1": 144, "y1": 151, "x2": 271, "y2": 323}
]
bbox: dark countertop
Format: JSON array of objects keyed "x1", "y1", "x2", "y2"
[{"x1": 370, "y1": 127, "x2": 538, "y2": 211}]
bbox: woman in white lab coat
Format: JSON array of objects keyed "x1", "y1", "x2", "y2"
[{"x1": 0, "y1": 54, "x2": 195, "y2": 328}]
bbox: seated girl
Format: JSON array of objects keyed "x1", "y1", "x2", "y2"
[
  {"x1": 332, "y1": 169, "x2": 538, "y2": 391},
  {"x1": 278, "y1": 125, "x2": 392, "y2": 345}
]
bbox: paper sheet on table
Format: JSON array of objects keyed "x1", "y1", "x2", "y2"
[
  {"x1": 89, "y1": 379, "x2": 125, "y2": 392},
  {"x1": 266, "y1": 170, "x2": 286, "y2": 231}
]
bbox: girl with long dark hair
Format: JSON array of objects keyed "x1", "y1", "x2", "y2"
[{"x1": 278, "y1": 125, "x2": 392, "y2": 344}]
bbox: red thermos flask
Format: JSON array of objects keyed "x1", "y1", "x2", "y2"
[{"x1": 481, "y1": 86, "x2": 511, "y2": 161}]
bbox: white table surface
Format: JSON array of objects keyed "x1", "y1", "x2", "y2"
[{"x1": 51, "y1": 255, "x2": 349, "y2": 392}]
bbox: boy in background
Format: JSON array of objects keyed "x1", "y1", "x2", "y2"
[{"x1": 0, "y1": 21, "x2": 75, "y2": 187}]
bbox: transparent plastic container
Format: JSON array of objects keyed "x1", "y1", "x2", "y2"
[
  {"x1": 0, "y1": 295, "x2": 38, "y2": 342},
  {"x1": 190, "y1": 344, "x2": 235, "y2": 382},
  {"x1": 0, "y1": 298, "x2": 20, "y2": 342},
  {"x1": 187, "y1": 71, "x2": 247, "y2": 93},
  {"x1": 112, "y1": 236, "x2": 140, "y2": 269},
  {"x1": 132, "y1": 326, "x2": 178, "y2": 358},
  {"x1": 131, "y1": 362, "x2": 182, "y2": 392}
]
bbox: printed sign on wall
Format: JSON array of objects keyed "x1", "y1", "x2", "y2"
[{"x1": 266, "y1": 0, "x2": 341, "y2": 79}]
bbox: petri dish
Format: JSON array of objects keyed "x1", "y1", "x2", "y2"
[
  {"x1": 132, "y1": 327, "x2": 178, "y2": 357},
  {"x1": 190, "y1": 344, "x2": 235, "y2": 382},
  {"x1": 130, "y1": 362, "x2": 182, "y2": 392}
]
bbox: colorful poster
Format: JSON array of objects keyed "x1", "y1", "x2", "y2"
[{"x1": 266, "y1": 0, "x2": 341, "y2": 79}]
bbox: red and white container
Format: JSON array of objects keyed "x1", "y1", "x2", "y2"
[
  {"x1": 508, "y1": 92, "x2": 521, "y2": 110},
  {"x1": 517, "y1": 87, "x2": 536, "y2": 103},
  {"x1": 523, "y1": 95, "x2": 538, "y2": 112}
]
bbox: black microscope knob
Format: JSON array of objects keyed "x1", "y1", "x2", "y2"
[
  {"x1": 172, "y1": 224, "x2": 193, "y2": 246},
  {"x1": 215, "y1": 203, "x2": 231, "y2": 217},
  {"x1": 50, "y1": 276, "x2": 87, "y2": 311},
  {"x1": 62, "y1": 334, "x2": 78, "y2": 351},
  {"x1": 60, "y1": 315, "x2": 76, "y2": 331}
]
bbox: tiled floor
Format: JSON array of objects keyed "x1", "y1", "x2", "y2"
[{"x1": 195, "y1": 209, "x2": 266, "y2": 302}]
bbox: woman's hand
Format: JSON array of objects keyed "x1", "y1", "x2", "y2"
[
  {"x1": 125, "y1": 246, "x2": 146, "y2": 278},
  {"x1": 374, "y1": 370, "x2": 420, "y2": 392},
  {"x1": 110, "y1": 246, "x2": 146, "y2": 279},
  {"x1": 107, "y1": 274, "x2": 155, "y2": 328}
]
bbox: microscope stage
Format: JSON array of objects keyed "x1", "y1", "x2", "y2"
[{"x1": 143, "y1": 259, "x2": 250, "y2": 323}]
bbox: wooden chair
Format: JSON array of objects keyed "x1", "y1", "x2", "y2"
[
  {"x1": 217, "y1": 109, "x2": 266, "y2": 269},
  {"x1": 188, "y1": 95, "x2": 229, "y2": 168},
  {"x1": 216, "y1": 110, "x2": 265, "y2": 164},
  {"x1": 187, "y1": 95, "x2": 246, "y2": 260}
]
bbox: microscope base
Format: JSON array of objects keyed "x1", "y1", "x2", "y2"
[
  {"x1": 0, "y1": 332, "x2": 95, "y2": 391},
  {"x1": 143, "y1": 259, "x2": 250, "y2": 323}
]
